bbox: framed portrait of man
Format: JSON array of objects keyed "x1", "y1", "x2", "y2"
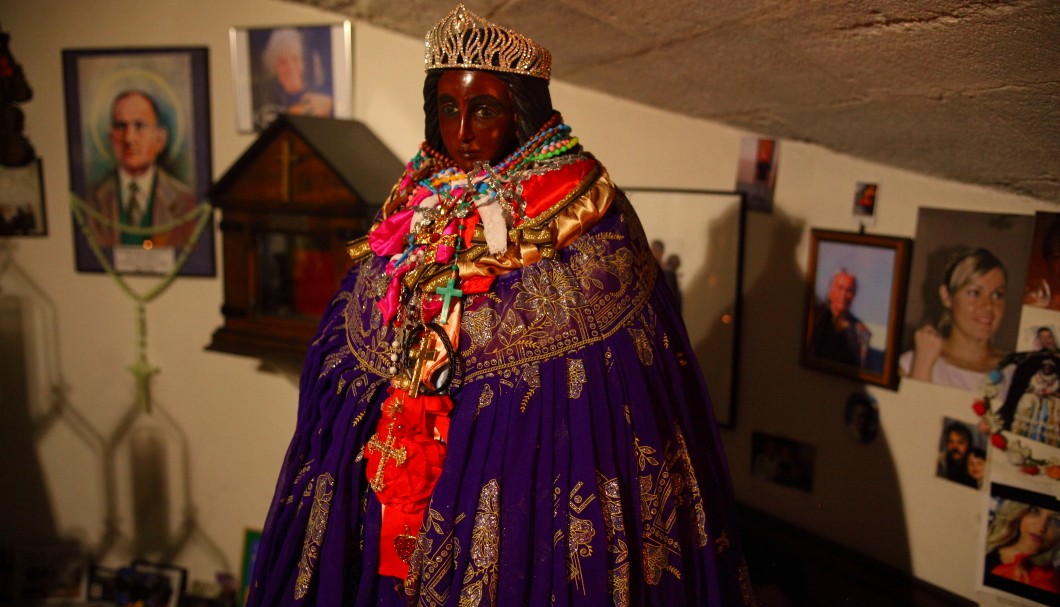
[
  {"x1": 62, "y1": 47, "x2": 214, "y2": 276},
  {"x1": 800, "y1": 229, "x2": 912, "y2": 389},
  {"x1": 230, "y1": 22, "x2": 353, "y2": 133}
]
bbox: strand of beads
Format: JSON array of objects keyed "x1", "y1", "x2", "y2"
[
  {"x1": 528, "y1": 135, "x2": 579, "y2": 162},
  {"x1": 495, "y1": 118, "x2": 566, "y2": 174}
]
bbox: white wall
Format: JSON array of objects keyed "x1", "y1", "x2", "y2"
[{"x1": 0, "y1": 0, "x2": 1050, "y2": 599}]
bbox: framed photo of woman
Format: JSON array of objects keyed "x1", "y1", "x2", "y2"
[
  {"x1": 800, "y1": 229, "x2": 912, "y2": 389},
  {"x1": 980, "y1": 483, "x2": 1060, "y2": 606},
  {"x1": 230, "y1": 22, "x2": 352, "y2": 132},
  {"x1": 899, "y1": 208, "x2": 1034, "y2": 393}
]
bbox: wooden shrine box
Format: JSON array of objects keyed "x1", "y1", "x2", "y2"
[{"x1": 207, "y1": 115, "x2": 401, "y2": 367}]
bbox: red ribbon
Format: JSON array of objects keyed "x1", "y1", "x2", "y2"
[{"x1": 364, "y1": 387, "x2": 452, "y2": 578}]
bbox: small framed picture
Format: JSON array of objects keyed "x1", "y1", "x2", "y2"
[
  {"x1": 843, "y1": 391, "x2": 880, "y2": 443},
  {"x1": 132, "y1": 560, "x2": 186, "y2": 607},
  {"x1": 85, "y1": 565, "x2": 118, "y2": 602},
  {"x1": 229, "y1": 22, "x2": 353, "y2": 132},
  {"x1": 935, "y1": 417, "x2": 987, "y2": 489},
  {"x1": 734, "y1": 137, "x2": 778, "y2": 214},
  {"x1": 852, "y1": 181, "x2": 877, "y2": 225},
  {"x1": 801, "y1": 229, "x2": 912, "y2": 389},
  {"x1": 0, "y1": 158, "x2": 46, "y2": 236},
  {"x1": 750, "y1": 431, "x2": 816, "y2": 492}
]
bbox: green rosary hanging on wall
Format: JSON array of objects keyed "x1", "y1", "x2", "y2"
[{"x1": 70, "y1": 192, "x2": 212, "y2": 411}]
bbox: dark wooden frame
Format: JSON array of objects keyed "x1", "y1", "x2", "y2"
[{"x1": 800, "y1": 229, "x2": 911, "y2": 389}]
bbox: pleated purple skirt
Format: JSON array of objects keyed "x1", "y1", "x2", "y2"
[{"x1": 247, "y1": 191, "x2": 756, "y2": 606}]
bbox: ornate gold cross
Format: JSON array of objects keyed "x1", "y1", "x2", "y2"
[
  {"x1": 406, "y1": 330, "x2": 437, "y2": 398},
  {"x1": 367, "y1": 397, "x2": 407, "y2": 492}
]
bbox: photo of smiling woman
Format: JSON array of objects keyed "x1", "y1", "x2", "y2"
[
  {"x1": 982, "y1": 487, "x2": 1060, "y2": 604},
  {"x1": 900, "y1": 208, "x2": 1034, "y2": 393},
  {"x1": 900, "y1": 247, "x2": 1009, "y2": 389}
]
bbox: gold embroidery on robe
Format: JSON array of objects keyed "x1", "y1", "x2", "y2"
[
  {"x1": 567, "y1": 515, "x2": 595, "y2": 592},
  {"x1": 557, "y1": 481, "x2": 597, "y2": 595},
  {"x1": 294, "y1": 472, "x2": 335, "y2": 599},
  {"x1": 632, "y1": 428, "x2": 714, "y2": 586},
  {"x1": 459, "y1": 480, "x2": 500, "y2": 607},
  {"x1": 477, "y1": 384, "x2": 494, "y2": 416},
  {"x1": 597, "y1": 475, "x2": 630, "y2": 607},
  {"x1": 320, "y1": 347, "x2": 350, "y2": 380},
  {"x1": 405, "y1": 509, "x2": 464, "y2": 606},
  {"x1": 629, "y1": 327, "x2": 654, "y2": 366},
  {"x1": 519, "y1": 362, "x2": 540, "y2": 413},
  {"x1": 454, "y1": 195, "x2": 658, "y2": 388},
  {"x1": 633, "y1": 436, "x2": 659, "y2": 472},
  {"x1": 567, "y1": 358, "x2": 586, "y2": 399},
  {"x1": 673, "y1": 426, "x2": 709, "y2": 548},
  {"x1": 463, "y1": 307, "x2": 500, "y2": 349}
]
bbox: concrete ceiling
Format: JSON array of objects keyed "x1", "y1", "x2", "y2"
[{"x1": 288, "y1": 0, "x2": 1060, "y2": 205}]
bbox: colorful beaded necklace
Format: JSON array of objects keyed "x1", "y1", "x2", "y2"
[{"x1": 379, "y1": 114, "x2": 580, "y2": 348}]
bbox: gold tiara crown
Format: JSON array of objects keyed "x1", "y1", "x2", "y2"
[{"x1": 424, "y1": 4, "x2": 552, "y2": 81}]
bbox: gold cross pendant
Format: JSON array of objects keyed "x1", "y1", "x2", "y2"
[
  {"x1": 406, "y1": 330, "x2": 438, "y2": 398},
  {"x1": 367, "y1": 396, "x2": 407, "y2": 493}
]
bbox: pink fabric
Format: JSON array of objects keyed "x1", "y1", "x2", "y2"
[{"x1": 369, "y1": 208, "x2": 415, "y2": 257}]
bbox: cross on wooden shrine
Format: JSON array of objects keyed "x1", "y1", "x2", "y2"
[
  {"x1": 406, "y1": 330, "x2": 438, "y2": 398},
  {"x1": 367, "y1": 398, "x2": 407, "y2": 493},
  {"x1": 277, "y1": 137, "x2": 303, "y2": 203},
  {"x1": 436, "y1": 275, "x2": 464, "y2": 321}
]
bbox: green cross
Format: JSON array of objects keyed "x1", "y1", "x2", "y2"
[{"x1": 437, "y1": 275, "x2": 464, "y2": 321}]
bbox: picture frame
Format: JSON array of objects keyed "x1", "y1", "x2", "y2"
[
  {"x1": 61, "y1": 47, "x2": 215, "y2": 276},
  {"x1": 900, "y1": 208, "x2": 1033, "y2": 392},
  {"x1": 750, "y1": 431, "x2": 816, "y2": 492},
  {"x1": 132, "y1": 559, "x2": 187, "y2": 607},
  {"x1": 979, "y1": 483, "x2": 1060, "y2": 606},
  {"x1": 85, "y1": 564, "x2": 118, "y2": 602},
  {"x1": 734, "y1": 137, "x2": 778, "y2": 214},
  {"x1": 0, "y1": 157, "x2": 47, "y2": 236},
  {"x1": 935, "y1": 416, "x2": 987, "y2": 489},
  {"x1": 800, "y1": 229, "x2": 911, "y2": 389},
  {"x1": 624, "y1": 187, "x2": 746, "y2": 427},
  {"x1": 240, "y1": 528, "x2": 263, "y2": 605},
  {"x1": 843, "y1": 391, "x2": 880, "y2": 443},
  {"x1": 230, "y1": 22, "x2": 353, "y2": 133}
]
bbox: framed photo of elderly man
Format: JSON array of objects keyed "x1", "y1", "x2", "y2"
[
  {"x1": 230, "y1": 22, "x2": 352, "y2": 132},
  {"x1": 801, "y1": 229, "x2": 912, "y2": 388},
  {"x1": 62, "y1": 47, "x2": 214, "y2": 276}
]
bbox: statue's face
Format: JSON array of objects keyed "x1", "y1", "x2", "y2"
[{"x1": 436, "y1": 69, "x2": 518, "y2": 172}]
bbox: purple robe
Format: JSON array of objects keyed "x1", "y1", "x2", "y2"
[{"x1": 247, "y1": 166, "x2": 756, "y2": 606}]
